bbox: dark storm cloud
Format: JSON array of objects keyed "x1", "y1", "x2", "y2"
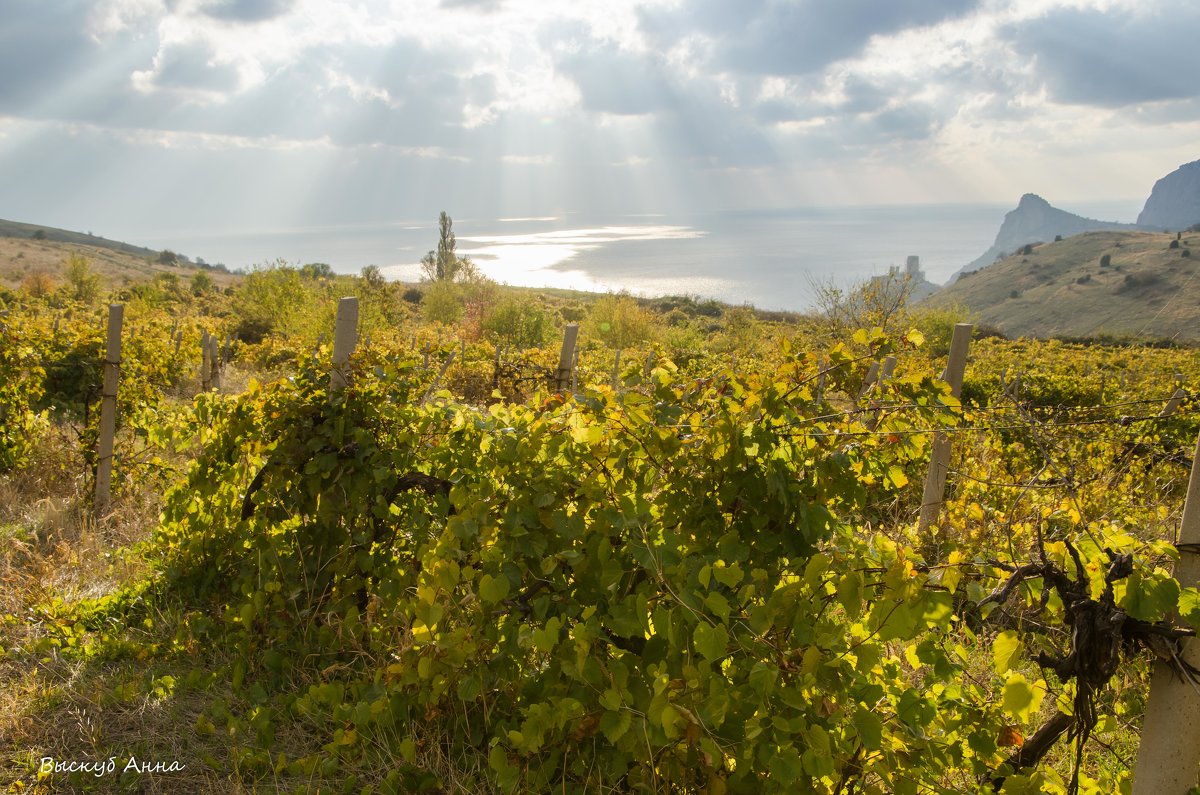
[
  {"x1": 1004, "y1": 2, "x2": 1200, "y2": 107},
  {"x1": 640, "y1": 0, "x2": 981, "y2": 76},
  {"x1": 199, "y1": 0, "x2": 295, "y2": 23}
]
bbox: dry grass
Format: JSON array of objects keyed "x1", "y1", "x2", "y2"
[{"x1": 0, "y1": 238, "x2": 239, "y2": 294}]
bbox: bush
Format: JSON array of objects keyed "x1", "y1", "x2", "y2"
[
  {"x1": 64, "y1": 253, "x2": 101, "y2": 303},
  {"x1": 421, "y1": 280, "x2": 464, "y2": 326},
  {"x1": 231, "y1": 263, "x2": 311, "y2": 343},
  {"x1": 482, "y1": 298, "x2": 552, "y2": 349},
  {"x1": 1099, "y1": 254, "x2": 1111, "y2": 267},
  {"x1": 587, "y1": 294, "x2": 659, "y2": 349},
  {"x1": 402, "y1": 287, "x2": 423, "y2": 305},
  {"x1": 1169, "y1": 239, "x2": 1180, "y2": 249}
]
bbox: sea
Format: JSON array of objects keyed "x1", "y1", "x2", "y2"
[{"x1": 134, "y1": 200, "x2": 1145, "y2": 313}]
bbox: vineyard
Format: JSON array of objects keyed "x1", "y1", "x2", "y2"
[{"x1": 3, "y1": 257, "x2": 1200, "y2": 793}]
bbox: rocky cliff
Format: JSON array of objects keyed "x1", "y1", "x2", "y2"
[
  {"x1": 1137, "y1": 159, "x2": 1200, "y2": 230},
  {"x1": 948, "y1": 194, "x2": 1140, "y2": 283}
]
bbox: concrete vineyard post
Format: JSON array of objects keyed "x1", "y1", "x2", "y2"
[
  {"x1": 208, "y1": 335, "x2": 221, "y2": 391},
  {"x1": 556, "y1": 324, "x2": 578, "y2": 392},
  {"x1": 1161, "y1": 387, "x2": 1187, "y2": 417},
  {"x1": 859, "y1": 361, "x2": 881, "y2": 398},
  {"x1": 200, "y1": 332, "x2": 211, "y2": 392},
  {"x1": 422, "y1": 351, "x2": 456, "y2": 405},
  {"x1": 94, "y1": 304, "x2": 123, "y2": 519},
  {"x1": 1132, "y1": 430, "x2": 1200, "y2": 794},
  {"x1": 331, "y1": 297, "x2": 359, "y2": 392},
  {"x1": 918, "y1": 323, "x2": 973, "y2": 534},
  {"x1": 880, "y1": 355, "x2": 897, "y2": 384}
]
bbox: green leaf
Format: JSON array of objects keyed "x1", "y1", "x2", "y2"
[
  {"x1": 694, "y1": 623, "x2": 729, "y2": 662},
  {"x1": 479, "y1": 574, "x2": 509, "y2": 604},
  {"x1": 853, "y1": 707, "x2": 883, "y2": 750},
  {"x1": 1001, "y1": 673, "x2": 1044, "y2": 723},
  {"x1": 1180, "y1": 588, "x2": 1200, "y2": 631},
  {"x1": 992, "y1": 630, "x2": 1024, "y2": 675}
]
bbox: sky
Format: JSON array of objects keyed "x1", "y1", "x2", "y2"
[{"x1": 1, "y1": 0, "x2": 1198, "y2": 251}]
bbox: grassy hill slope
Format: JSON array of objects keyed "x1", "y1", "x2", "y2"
[
  {"x1": 0, "y1": 235, "x2": 237, "y2": 292},
  {"x1": 0, "y1": 218, "x2": 160, "y2": 258},
  {"x1": 923, "y1": 230, "x2": 1199, "y2": 340}
]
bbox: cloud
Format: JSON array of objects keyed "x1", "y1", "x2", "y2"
[
  {"x1": 135, "y1": 40, "x2": 242, "y2": 93},
  {"x1": 554, "y1": 43, "x2": 675, "y2": 115},
  {"x1": 0, "y1": 1, "x2": 105, "y2": 110},
  {"x1": 1003, "y1": 1, "x2": 1200, "y2": 107},
  {"x1": 640, "y1": 0, "x2": 982, "y2": 77},
  {"x1": 198, "y1": 0, "x2": 295, "y2": 22}
]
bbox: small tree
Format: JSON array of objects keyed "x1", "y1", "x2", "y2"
[
  {"x1": 422, "y1": 280, "x2": 464, "y2": 325},
  {"x1": 32, "y1": 229, "x2": 46, "y2": 241},
  {"x1": 809, "y1": 270, "x2": 914, "y2": 338},
  {"x1": 483, "y1": 298, "x2": 552, "y2": 349},
  {"x1": 360, "y1": 265, "x2": 386, "y2": 290},
  {"x1": 191, "y1": 271, "x2": 215, "y2": 295},
  {"x1": 64, "y1": 253, "x2": 101, "y2": 303},
  {"x1": 420, "y1": 212, "x2": 475, "y2": 282},
  {"x1": 300, "y1": 262, "x2": 335, "y2": 280},
  {"x1": 587, "y1": 294, "x2": 658, "y2": 350},
  {"x1": 158, "y1": 249, "x2": 179, "y2": 265}
]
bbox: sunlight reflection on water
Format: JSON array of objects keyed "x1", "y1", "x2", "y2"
[{"x1": 380, "y1": 224, "x2": 722, "y2": 297}]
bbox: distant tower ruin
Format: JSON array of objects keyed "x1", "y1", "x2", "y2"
[{"x1": 906, "y1": 255, "x2": 923, "y2": 280}]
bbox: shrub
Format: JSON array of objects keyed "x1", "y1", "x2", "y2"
[
  {"x1": 64, "y1": 253, "x2": 101, "y2": 303},
  {"x1": 1169, "y1": 239, "x2": 1180, "y2": 249},
  {"x1": 1099, "y1": 254, "x2": 1111, "y2": 267},
  {"x1": 482, "y1": 298, "x2": 552, "y2": 349},
  {"x1": 191, "y1": 271, "x2": 215, "y2": 295},
  {"x1": 587, "y1": 294, "x2": 659, "y2": 349},
  {"x1": 421, "y1": 280, "x2": 464, "y2": 326},
  {"x1": 402, "y1": 287, "x2": 423, "y2": 305},
  {"x1": 1009, "y1": 289, "x2": 1021, "y2": 299},
  {"x1": 21, "y1": 271, "x2": 56, "y2": 298},
  {"x1": 31, "y1": 229, "x2": 46, "y2": 240}
]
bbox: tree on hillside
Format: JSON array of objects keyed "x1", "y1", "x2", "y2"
[{"x1": 420, "y1": 212, "x2": 475, "y2": 282}]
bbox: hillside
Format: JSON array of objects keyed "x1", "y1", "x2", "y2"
[
  {"x1": 923, "y1": 229, "x2": 1199, "y2": 339},
  {"x1": 1138, "y1": 159, "x2": 1200, "y2": 229},
  {"x1": 0, "y1": 235, "x2": 237, "y2": 292},
  {"x1": 0, "y1": 218, "x2": 161, "y2": 259},
  {"x1": 948, "y1": 194, "x2": 1143, "y2": 283}
]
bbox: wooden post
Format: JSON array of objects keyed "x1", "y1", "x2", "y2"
[
  {"x1": 1161, "y1": 388, "x2": 1188, "y2": 417},
  {"x1": 1133, "y1": 430, "x2": 1200, "y2": 794},
  {"x1": 556, "y1": 324, "x2": 579, "y2": 392},
  {"x1": 331, "y1": 297, "x2": 358, "y2": 392},
  {"x1": 94, "y1": 304, "x2": 123, "y2": 518},
  {"x1": 173, "y1": 329, "x2": 183, "y2": 356},
  {"x1": 644, "y1": 352, "x2": 655, "y2": 378},
  {"x1": 918, "y1": 323, "x2": 973, "y2": 534},
  {"x1": 612, "y1": 349, "x2": 623, "y2": 390},
  {"x1": 461, "y1": 337, "x2": 466, "y2": 362},
  {"x1": 422, "y1": 343, "x2": 431, "y2": 370}
]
